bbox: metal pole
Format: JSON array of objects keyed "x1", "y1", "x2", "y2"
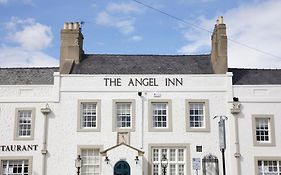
[
  {"x1": 163, "y1": 167, "x2": 166, "y2": 175},
  {"x1": 221, "y1": 148, "x2": 226, "y2": 175},
  {"x1": 77, "y1": 167, "x2": 80, "y2": 175}
]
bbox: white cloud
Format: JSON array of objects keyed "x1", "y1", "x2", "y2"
[
  {"x1": 0, "y1": 45, "x2": 58, "y2": 67},
  {"x1": 178, "y1": 0, "x2": 281, "y2": 68},
  {"x1": 7, "y1": 21, "x2": 52, "y2": 50},
  {"x1": 0, "y1": 17, "x2": 58, "y2": 67},
  {"x1": 96, "y1": 2, "x2": 143, "y2": 35},
  {"x1": 129, "y1": 35, "x2": 143, "y2": 41}
]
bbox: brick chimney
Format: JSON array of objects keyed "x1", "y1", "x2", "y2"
[
  {"x1": 211, "y1": 16, "x2": 228, "y2": 74},
  {"x1": 59, "y1": 22, "x2": 84, "y2": 74}
]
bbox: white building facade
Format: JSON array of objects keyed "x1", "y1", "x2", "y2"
[{"x1": 1, "y1": 17, "x2": 281, "y2": 175}]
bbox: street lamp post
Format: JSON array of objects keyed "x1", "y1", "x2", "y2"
[
  {"x1": 161, "y1": 154, "x2": 168, "y2": 175},
  {"x1": 214, "y1": 115, "x2": 228, "y2": 175},
  {"x1": 75, "y1": 155, "x2": 82, "y2": 175}
]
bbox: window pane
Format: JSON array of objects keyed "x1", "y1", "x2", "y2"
[
  {"x1": 81, "y1": 149, "x2": 100, "y2": 175},
  {"x1": 1, "y1": 160, "x2": 29, "y2": 175},
  {"x1": 256, "y1": 118, "x2": 270, "y2": 142},
  {"x1": 152, "y1": 103, "x2": 168, "y2": 128},
  {"x1": 116, "y1": 103, "x2": 132, "y2": 128},
  {"x1": 189, "y1": 103, "x2": 204, "y2": 128},
  {"x1": 18, "y1": 111, "x2": 32, "y2": 137},
  {"x1": 152, "y1": 147, "x2": 185, "y2": 175},
  {"x1": 258, "y1": 160, "x2": 280, "y2": 174},
  {"x1": 82, "y1": 103, "x2": 97, "y2": 128}
]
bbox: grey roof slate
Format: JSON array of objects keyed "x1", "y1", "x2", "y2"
[
  {"x1": 0, "y1": 67, "x2": 59, "y2": 85},
  {"x1": 71, "y1": 54, "x2": 214, "y2": 74},
  {"x1": 2, "y1": 55, "x2": 281, "y2": 85},
  {"x1": 229, "y1": 68, "x2": 281, "y2": 85}
]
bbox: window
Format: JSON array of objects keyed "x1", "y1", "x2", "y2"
[
  {"x1": 81, "y1": 148, "x2": 101, "y2": 175},
  {"x1": 152, "y1": 103, "x2": 168, "y2": 128},
  {"x1": 151, "y1": 147, "x2": 186, "y2": 175},
  {"x1": 113, "y1": 100, "x2": 135, "y2": 132},
  {"x1": 1, "y1": 157, "x2": 32, "y2": 175},
  {"x1": 148, "y1": 100, "x2": 172, "y2": 132},
  {"x1": 78, "y1": 100, "x2": 101, "y2": 132},
  {"x1": 256, "y1": 118, "x2": 269, "y2": 142},
  {"x1": 14, "y1": 108, "x2": 35, "y2": 140},
  {"x1": 196, "y1": 146, "x2": 203, "y2": 153},
  {"x1": 252, "y1": 115, "x2": 275, "y2": 146},
  {"x1": 257, "y1": 160, "x2": 281, "y2": 175},
  {"x1": 186, "y1": 100, "x2": 210, "y2": 132}
]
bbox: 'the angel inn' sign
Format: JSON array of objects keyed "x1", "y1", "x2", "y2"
[{"x1": 104, "y1": 77, "x2": 183, "y2": 87}]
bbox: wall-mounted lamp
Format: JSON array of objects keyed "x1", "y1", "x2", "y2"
[
  {"x1": 75, "y1": 155, "x2": 82, "y2": 175},
  {"x1": 233, "y1": 97, "x2": 239, "y2": 102},
  {"x1": 105, "y1": 156, "x2": 110, "y2": 164},
  {"x1": 135, "y1": 156, "x2": 139, "y2": 164}
]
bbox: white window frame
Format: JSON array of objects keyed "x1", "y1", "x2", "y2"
[
  {"x1": 77, "y1": 100, "x2": 101, "y2": 132},
  {"x1": 148, "y1": 144, "x2": 190, "y2": 175},
  {"x1": 255, "y1": 157, "x2": 281, "y2": 175},
  {"x1": 77, "y1": 145, "x2": 103, "y2": 175},
  {"x1": 112, "y1": 99, "x2": 135, "y2": 132},
  {"x1": 252, "y1": 115, "x2": 275, "y2": 146},
  {"x1": 148, "y1": 100, "x2": 172, "y2": 132},
  {"x1": 0, "y1": 157, "x2": 33, "y2": 175},
  {"x1": 186, "y1": 99, "x2": 210, "y2": 132},
  {"x1": 14, "y1": 108, "x2": 35, "y2": 141}
]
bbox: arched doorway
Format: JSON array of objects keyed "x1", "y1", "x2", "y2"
[{"x1": 114, "y1": 161, "x2": 130, "y2": 175}]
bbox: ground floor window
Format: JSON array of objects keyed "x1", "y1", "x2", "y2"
[
  {"x1": 1, "y1": 159, "x2": 29, "y2": 175},
  {"x1": 152, "y1": 147, "x2": 186, "y2": 175},
  {"x1": 81, "y1": 148, "x2": 100, "y2": 175},
  {"x1": 258, "y1": 160, "x2": 281, "y2": 175}
]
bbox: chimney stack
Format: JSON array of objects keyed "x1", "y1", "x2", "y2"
[
  {"x1": 211, "y1": 16, "x2": 228, "y2": 74},
  {"x1": 60, "y1": 22, "x2": 84, "y2": 74}
]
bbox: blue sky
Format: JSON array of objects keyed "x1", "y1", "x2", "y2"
[{"x1": 0, "y1": 0, "x2": 281, "y2": 68}]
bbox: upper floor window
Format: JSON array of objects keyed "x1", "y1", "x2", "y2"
[
  {"x1": 186, "y1": 99, "x2": 210, "y2": 132},
  {"x1": 152, "y1": 103, "x2": 168, "y2": 128},
  {"x1": 113, "y1": 99, "x2": 135, "y2": 132},
  {"x1": 82, "y1": 103, "x2": 97, "y2": 128},
  {"x1": 78, "y1": 100, "x2": 101, "y2": 132},
  {"x1": 14, "y1": 108, "x2": 35, "y2": 140},
  {"x1": 253, "y1": 115, "x2": 275, "y2": 146},
  {"x1": 148, "y1": 100, "x2": 172, "y2": 132}
]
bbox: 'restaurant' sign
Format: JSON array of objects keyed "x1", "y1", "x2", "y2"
[{"x1": 0, "y1": 145, "x2": 38, "y2": 152}]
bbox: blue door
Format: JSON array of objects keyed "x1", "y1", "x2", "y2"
[{"x1": 114, "y1": 161, "x2": 130, "y2": 175}]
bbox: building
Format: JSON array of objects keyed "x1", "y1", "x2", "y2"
[{"x1": 1, "y1": 16, "x2": 281, "y2": 175}]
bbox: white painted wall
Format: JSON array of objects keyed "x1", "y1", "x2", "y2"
[{"x1": 0, "y1": 73, "x2": 253, "y2": 175}]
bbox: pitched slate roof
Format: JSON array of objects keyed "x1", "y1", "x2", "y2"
[
  {"x1": 71, "y1": 54, "x2": 214, "y2": 74},
  {"x1": 229, "y1": 68, "x2": 281, "y2": 85},
  {"x1": 0, "y1": 67, "x2": 58, "y2": 85}
]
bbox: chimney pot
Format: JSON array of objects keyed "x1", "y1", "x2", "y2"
[
  {"x1": 73, "y1": 22, "x2": 79, "y2": 29},
  {"x1": 64, "y1": 23, "x2": 68, "y2": 29},
  {"x1": 217, "y1": 16, "x2": 224, "y2": 24}
]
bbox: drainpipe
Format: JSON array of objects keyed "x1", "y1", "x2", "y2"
[
  {"x1": 234, "y1": 115, "x2": 241, "y2": 175},
  {"x1": 138, "y1": 92, "x2": 144, "y2": 149},
  {"x1": 231, "y1": 98, "x2": 242, "y2": 175},
  {"x1": 40, "y1": 104, "x2": 51, "y2": 175}
]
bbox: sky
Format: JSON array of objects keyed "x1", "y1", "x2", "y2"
[{"x1": 0, "y1": 0, "x2": 281, "y2": 68}]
